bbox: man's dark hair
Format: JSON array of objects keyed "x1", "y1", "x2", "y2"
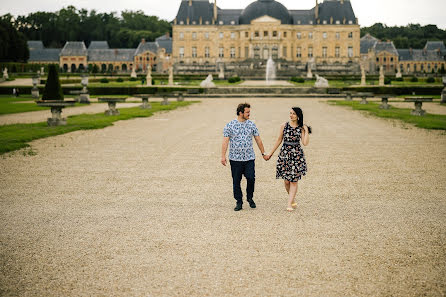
[{"x1": 236, "y1": 103, "x2": 250, "y2": 115}]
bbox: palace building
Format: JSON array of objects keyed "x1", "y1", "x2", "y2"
[{"x1": 172, "y1": 0, "x2": 361, "y2": 75}]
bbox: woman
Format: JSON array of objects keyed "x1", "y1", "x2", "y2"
[{"x1": 266, "y1": 107, "x2": 311, "y2": 211}]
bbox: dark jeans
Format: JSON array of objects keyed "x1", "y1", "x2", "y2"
[{"x1": 230, "y1": 160, "x2": 255, "y2": 204}]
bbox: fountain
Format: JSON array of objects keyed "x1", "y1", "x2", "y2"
[
  {"x1": 266, "y1": 57, "x2": 276, "y2": 83},
  {"x1": 146, "y1": 65, "x2": 152, "y2": 86}
]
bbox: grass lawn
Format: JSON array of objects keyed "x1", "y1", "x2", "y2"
[
  {"x1": 0, "y1": 95, "x2": 87, "y2": 115},
  {"x1": 328, "y1": 100, "x2": 446, "y2": 130},
  {"x1": 0, "y1": 101, "x2": 197, "y2": 155}
]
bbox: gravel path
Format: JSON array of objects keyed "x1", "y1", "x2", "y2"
[{"x1": 0, "y1": 98, "x2": 445, "y2": 296}]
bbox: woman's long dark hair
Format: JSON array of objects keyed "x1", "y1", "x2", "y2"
[{"x1": 292, "y1": 107, "x2": 312, "y2": 134}]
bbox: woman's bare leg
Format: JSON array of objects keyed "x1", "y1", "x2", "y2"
[
  {"x1": 288, "y1": 182, "x2": 298, "y2": 209},
  {"x1": 284, "y1": 180, "x2": 290, "y2": 194}
]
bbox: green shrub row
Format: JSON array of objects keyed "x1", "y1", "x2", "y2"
[
  {"x1": 290, "y1": 77, "x2": 305, "y2": 83},
  {"x1": 228, "y1": 76, "x2": 241, "y2": 83}
]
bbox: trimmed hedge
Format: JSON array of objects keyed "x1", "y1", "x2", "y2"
[
  {"x1": 291, "y1": 77, "x2": 305, "y2": 83},
  {"x1": 228, "y1": 76, "x2": 241, "y2": 83}
]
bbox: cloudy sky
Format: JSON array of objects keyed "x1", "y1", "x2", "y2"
[{"x1": 1, "y1": 0, "x2": 445, "y2": 29}]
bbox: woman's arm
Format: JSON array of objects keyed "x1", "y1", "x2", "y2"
[
  {"x1": 301, "y1": 125, "x2": 310, "y2": 146},
  {"x1": 268, "y1": 123, "x2": 285, "y2": 157}
]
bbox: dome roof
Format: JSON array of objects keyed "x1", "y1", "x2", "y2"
[{"x1": 239, "y1": 0, "x2": 292, "y2": 25}]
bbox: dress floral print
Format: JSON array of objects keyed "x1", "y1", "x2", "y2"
[{"x1": 276, "y1": 122, "x2": 307, "y2": 182}]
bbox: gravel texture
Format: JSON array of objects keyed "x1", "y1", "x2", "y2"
[{"x1": 0, "y1": 98, "x2": 445, "y2": 296}]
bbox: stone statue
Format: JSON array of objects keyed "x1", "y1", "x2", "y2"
[
  {"x1": 218, "y1": 64, "x2": 225, "y2": 79},
  {"x1": 40, "y1": 67, "x2": 44, "y2": 76},
  {"x1": 3, "y1": 68, "x2": 8, "y2": 80},
  {"x1": 379, "y1": 65, "x2": 385, "y2": 86},
  {"x1": 314, "y1": 74, "x2": 329, "y2": 88},
  {"x1": 306, "y1": 58, "x2": 314, "y2": 79},
  {"x1": 146, "y1": 65, "x2": 152, "y2": 86},
  {"x1": 361, "y1": 65, "x2": 366, "y2": 86},
  {"x1": 396, "y1": 64, "x2": 402, "y2": 78},
  {"x1": 200, "y1": 74, "x2": 216, "y2": 88},
  {"x1": 168, "y1": 66, "x2": 174, "y2": 85},
  {"x1": 130, "y1": 67, "x2": 137, "y2": 78},
  {"x1": 441, "y1": 76, "x2": 446, "y2": 104}
]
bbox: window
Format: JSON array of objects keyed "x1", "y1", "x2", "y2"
[
  {"x1": 273, "y1": 31, "x2": 277, "y2": 37},
  {"x1": 384, "y1": 57, "x2": 387, "y2": 62},
  {"x1": 204, "y1": 32, "x2": 209, "y2": 39},
  {"x1": 230, "y1": 47, "x2": 236, "y2": 58},
  {"x1": 323, "y1": 32, "x2": 327, "y2": 39},
  {"x1": 414, "y1": 64, "x2": 417, "y2": 71},
  {"x1": 308, "y1": 47, "x2": 313, "y2": 58},
  {"x1": 335, "y1": 47, "x2": 340, "y2": 58},
  {"x1": 376, "y1": 58, "x2": 379, "y2": 62},
  {"x1": 336, "y1": 32, "x2": 340, "y2": 40},
  {"x1": 283, "y1": 46, "x2": 287, "y2": 57},
  {"x1": 296, "y1": 47, "x2": 302, "y2": 58},
  {"x1": 272, "y1": 47, "x2": 278, "y2": 59},
  {"x1": 179, "y1": 47, "x2": 184, "y2": 58},
  {"x1": 245, "y1": 47, "x2": 249, "y2": 58},
  {"x1": 192, "y1": 47, "x2": 197, "y2": 58},
  {"x1": 284, "y1": 32, "x2": 287, "y2": 38},
  {"x1": 179, "y1": 32, "x2": 184, "y2": 40},
  {"x1": 322, "y1": 47, "x2": 327, "y2": 58},
  {"x1": 245, "y1": 32, "x2": 249, "y2": 38},
  {"x1": 264, "y1": 31, "x2": 268, "y2": 37},
  {"x1": 205, "y1": 47, "x2": 210, "y2": 58},
  {"x1": 219, "y1": 32, "x2": 223, "y2": 39},
  {"x1": 254, "y1": 46, "x2": 260, "y2": 59},
  {"x1": 219, "y1": 47, "x2": 224, "y2": 58},
  {"x1": 348, "y1": 46, "x2": 353, "y2": 58},
  {"x1": 297, "y1": 32, "x2": 301, "y2": 39},
  {"x1": 348, "y1": 32, "x2": 353, "y2": 38},
  {"x1": 390, "y1": 57, "x2": 394, "y2": 62},
  {"x1": 255, "y1": 31, "x2": 259, "y2": 37},
  {"x1": 192, "y1": 32, "x2": 197, "y2": 40},
  {"x1": 309, "y1": 32, "x2": 313, "y2": 39},
  {"x1": 231, "y1": 32, "x2": 235, "y2": 39}
]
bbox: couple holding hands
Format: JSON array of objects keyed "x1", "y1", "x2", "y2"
[{"x1": 221, "y1": 103, "x2": 311, "y2": 212}]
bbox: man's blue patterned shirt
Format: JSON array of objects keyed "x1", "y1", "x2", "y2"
[{"x1": 223, "y1": 119, "x2": 259, "y2": 161}]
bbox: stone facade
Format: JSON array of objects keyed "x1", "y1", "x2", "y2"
[{"x1": 172, "y1": 0, "x2": 361, "y2": 75}]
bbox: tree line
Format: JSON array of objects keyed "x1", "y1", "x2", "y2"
[
  {"x1": 360, "y1": 23, "x2": 446, "y2": 49},
  {"x1": 1, "y1": 6, "x2": 446, "y2": 62}
]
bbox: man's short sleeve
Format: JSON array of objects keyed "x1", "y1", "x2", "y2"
[
  {"x1": 223, "y1": 123, "x2": 231, "y2": 137},
  {"x1": 251, "y1": 122, "x2": 259, "y2": 136}
]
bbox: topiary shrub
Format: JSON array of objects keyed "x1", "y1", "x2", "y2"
[
  {"x1": 100, "y1": 78, "x2": 109, "y2": 83},
  {"x1": 384, "y1": 77, "x2": 392, "y2": 85},
  {"x1": 228, "y1": 76, "x2": 241, "y2": 83},
  {"x1": 394, "y1": 77, "x2": 404, "y2": 81},
  {"x1": 116, "y1": 78, "x2": 124, "y2": 82},
  {"x1": 426, "y1": 77, "x2": 435, "y2": 83},
  {"x1": 129, "y1": 77, "x2": 137, "y2": 81},
  {"x1": 42, "y1": 64, "x2": 64, "y2": 100},
  {"x1": 411, "y1": 77, "x2": 418, "y2": 82},
  {"x1": 291, "y1": 77, "x2": 305, "y2": 83}
]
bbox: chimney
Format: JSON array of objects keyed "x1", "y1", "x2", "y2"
[
  {"x1": 315, "y1": 0, "x2": 319, "y2": 19},
  {"x1": 141, "y1": 38, "x2": 146, "y2": 44},
  {"x1": 340, "y1": 0, "x2": 344, "y2": 4},
  {"x1": 214, "y1": 0, "x2": 218, "y2": 21},
  {"x1": 189, "y1": 0, "x2": 192, "y2": 6}
]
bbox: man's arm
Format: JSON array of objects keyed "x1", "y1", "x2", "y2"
[
  {"x1": 254, "y1": 136, "x2": 268, "y2": 160},
  {"x1": 221, "y1": 137, "x2": 230, "y2": 166}
]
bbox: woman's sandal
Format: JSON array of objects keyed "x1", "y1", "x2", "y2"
[
  {"x1": 291, "y1": 202, "x2": 297, "y2": 208},
  {"x1": 286, "y1": 207, "x2": 294, "y2": 212}
]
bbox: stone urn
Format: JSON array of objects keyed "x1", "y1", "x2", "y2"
[{"x1": 36, "y1": 100, "x2": 76, "y2": 126}]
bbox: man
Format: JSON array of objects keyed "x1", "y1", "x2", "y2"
[{"x1": 221, "y1": 103, "x2": 268, "y2": 211}]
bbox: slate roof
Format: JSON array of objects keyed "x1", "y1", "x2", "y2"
[
  {"x1": 373, "y1": 41, "x2": 398, "y2": 56},
  {"x1": 424, "y1": 41, "x2": 446, "y2": 52},
  {"x1": 27, "y1": 41, "x2": 44, "y2": 50},
  {"x1": 28, "y1": 49, "x2": 61, "y2": 62},
  {"x1": 239, "y1": 0, "x2": 293, "y2": 25},
  {"x1": 397, "y1": 49, "x2": 444, "y2": 62},
  {"x1": 135, "y1": 41, "x2": 159, "y2": 56},
  {"x1": 175, "y1": 0, "x2": 214, "y2": 24},
  {"x1": 289, "y1": 10, "x2": 315, "y2": 25},
  {"x1": 155, "y1": 35, "x2": 173, "y2": 54},
  {"x1": 317, "y1": 0, "x2": 356, "y2": 25},
  {"x1": 88, "y1": 49, "x2": 134, "y2": 62},
  {"x1": 217, "y1": 9, "x2": 242, "y2": 25},
  {"x1": 60, "y1": 42, "x2": 87, "y2": 56},
  {"x1": 360, "y1": 34, "x2": 378, "y2": 54},
  {"x1": 88, "y1": 41, "x2": 110, "y2": 50}
]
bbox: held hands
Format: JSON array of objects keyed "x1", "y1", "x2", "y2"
[
  {"x1": 221, "y1": 157, "x2": 227, "y2": 166},
  {"x1": 263, "y1": 154, "x2": 272, "y2": 161}
]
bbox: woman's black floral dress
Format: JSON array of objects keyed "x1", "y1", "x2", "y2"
[{"x1": 276, "y1": 122, "x2": 307, "y2": 182}]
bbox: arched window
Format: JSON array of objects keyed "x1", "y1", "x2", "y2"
[
  {"x1": 63, "y1": 64, "x2": 68, "y2": 72},
  {"x1": 122, "y1": 64, "x2": 128, "y2": 71},
  {"x1": 101, "y1": 64, "x2": 107, "y2": 72},
  {"x1": 71, "y1": 64, "x2": 76, "y2": 72}
]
